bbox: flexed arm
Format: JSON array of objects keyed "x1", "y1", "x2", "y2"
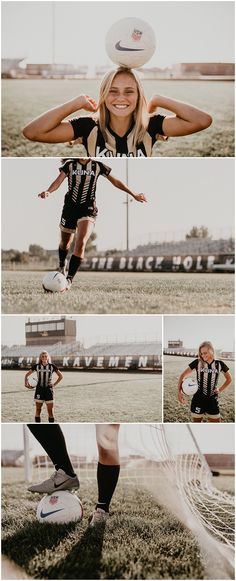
[
  {"x1": 106, "y1": 173, "x2": 147, "y2": 203},
  {"x1": 38, "y1": 170, "x2": 66, "y2": 199},
  {"x1": 23, "y1": 95, "x2": 98, "y2": 143},
  {"x1": 148, "y1": 95, "x2": 212, "y2": 137}
]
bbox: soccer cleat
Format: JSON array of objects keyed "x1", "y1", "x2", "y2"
[
  {"x1": 88, "y1": 508, "x2": 110, "y2": 527},
  {"x1": 66, "y1": 278, "x2": 72, "y2": 291},
  {"x1": 27, "y1": 469, "x2": 80, "y2": 494}
]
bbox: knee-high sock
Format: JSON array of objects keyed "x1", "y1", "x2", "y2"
[
  {"x1": 67, "y1": 255, "x2": 83, "y2": 279},
  {"x1": 58, "y1": 247, "x2": 68, "y2": 267},
  {"x1": 96, "y1": 462, "x2": 120, "y2": 512},
  {"x1": 27, "y1": 424, "x2": 76, "y2": 477}
]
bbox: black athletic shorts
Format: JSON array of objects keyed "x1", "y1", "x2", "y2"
[
  {"x1": 60, "y1": 201, "x2": 97, "y2": 232},
  {"x1": 34, "y1": 385, "x2": 54, "y2": 402},
  {"x1": 190, "y1": 391, "x2": 220, "y2": 416}
]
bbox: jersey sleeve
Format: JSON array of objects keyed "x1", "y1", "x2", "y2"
[
  {"x1": 31, "y1": 364, "x2": 37, "y2": 372},
  {"x1": 97, "y1": 161, "x2": 112, "y2": 177},
  {"x1": 189, "y1": 359, "x2": 198, "y2": 370},
  {"x1": 59, "y1": 161, "x2": 70, "y2": 175},
  {"x1": 52, "y1": 364, "x2": 59, "y2": 373},
  {"x1": 148, "y1": 114, "x2": 166, "y2": 139},
  {"x1": 68, "y1": 116, "x2": 97, "y2": 140},
  {"x1": 219, "y1": 360, "x2": 230, "y2": 373}
]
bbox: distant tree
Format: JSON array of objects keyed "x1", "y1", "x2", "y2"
[
  {"x1": 186, "y1": 226, "x2": 211, "y2": 239},
  {"x1": 29, "y1": 244, "x2": 47, "y2": 257}
]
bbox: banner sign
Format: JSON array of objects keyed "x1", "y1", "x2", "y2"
[
  {"x1": 80, "y1": 254, "x2": 234, "y2": 273},
  {"x1": 1, "y1": 354, "x2": 162, "y2": 371}
]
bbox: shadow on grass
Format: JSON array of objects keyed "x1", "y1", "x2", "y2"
[{"x1": 2, "y1": 520, "x2": 106, "y2": 580}]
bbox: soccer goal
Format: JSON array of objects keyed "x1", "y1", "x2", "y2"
[{"x1": 23, "y1": 423, "x2": 234, "y2": 578}]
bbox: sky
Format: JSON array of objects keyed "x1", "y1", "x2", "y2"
[
  {"x1": 164, "y1": 315, "x2": 235, "y2": 351},
  {"x1": 2, "y1": 158, "x2": 234, "y2": 251},
  {"x1": 1, "y1": 423, "x2": 235, "y2": 455},
  {"x1": 1, "y1": 315, "x2": 162, "y2": 346},
  {"x1": 2, "y1": 2, "x2": 234, "y2": 68}
]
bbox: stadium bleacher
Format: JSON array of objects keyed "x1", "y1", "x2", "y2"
[
  {"x1": 127, "y1": 238, "x2": 234, "y2": 256},
  {"x1": 1, "y1": 340, "x2": 161, "y2": 358}
]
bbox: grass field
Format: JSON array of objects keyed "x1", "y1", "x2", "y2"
[
  {"x1": 163, "y1": 356, "x2": 235, "y2": 423},
  {"x1": 1, "y1": 370, "x2": 162, "y2": 423},
  {"x1": 0, "y1": 466, "x2": 205, "y2": 580},
  {"x1": 2, "y1": 466, "x2": 234, "y2": 580},
  {"x1": 2, "y1": 270, "x2": 234, "y2": 314},
  {"x1": 2, "y1": 79, "x2": 234, "y2": 157}
]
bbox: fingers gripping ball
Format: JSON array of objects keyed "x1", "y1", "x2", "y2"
[{"x1": 182, "y1": 378, "x2": 198, "y2": 396}]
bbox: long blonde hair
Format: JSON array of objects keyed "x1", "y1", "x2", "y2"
[
  {"x1": 95, "y1": 67, "x2": 149, "y2": 147},
  {"x1": 198, "y1": 341, "x2": 215, "y2": 365}
]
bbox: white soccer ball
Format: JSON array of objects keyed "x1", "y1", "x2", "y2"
[
  {"x1": 182, "y1": 377, "x2": 198, "y2": 396},
  {"x1": 105, "y1": 17, "x2": 156, "y2": 69},
  {"x1": 36, "y1": 491, "x2": 83, "y2": 524},
  {"x1": 27, "y1": 375, "x2": 38, "y2": 388},
  {"x1": 42, "y1": 271, "x2": 68, "y2": 293}
]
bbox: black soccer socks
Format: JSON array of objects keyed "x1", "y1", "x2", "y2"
[
  {"x1": 96, "y1": 462, "x2": 120, "y2": 513},
  {"x1": 67, "y1": 255, "x2": 83, "y2": 280}
]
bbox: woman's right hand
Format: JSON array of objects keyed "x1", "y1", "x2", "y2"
[
  {"x1": 38, "y1": 191, "x2": 49, "y2": 199},
  {"x1": 178, "y1": 389, "x2": 187, "y2": 404}
]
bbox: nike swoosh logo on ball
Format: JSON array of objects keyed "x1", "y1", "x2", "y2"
[
  {"x1": 40, "y1": 508, "x2": 64, "y2": 518},
  {"x1": 115, "y1": 41, "x2": 144, "y2": 52}
]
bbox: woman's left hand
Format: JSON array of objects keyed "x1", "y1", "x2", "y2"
[{"x1": 133, "y1": 193, "x2": 147, "y2": 203}]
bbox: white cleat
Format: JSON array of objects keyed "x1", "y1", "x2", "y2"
[
  {"x1": 66, "y1": 278, "x2": 72, "y2": 291},
  {"x1": 89, "y1": 508, "x2": 110, "y2": 527},
  {"x1": 27, "y1": 469, "x2": 80, "y2": 494}
]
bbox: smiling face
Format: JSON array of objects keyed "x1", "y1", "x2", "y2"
[
  {"x1": 200, "y1": 346, "x2": 214, "y2": 364},
  {"x1": 104, "y1": 72, "x2": 139, "y2": 118},
  {"x1": 41, "y1": 352, "x2": 49, "y2": 365}
]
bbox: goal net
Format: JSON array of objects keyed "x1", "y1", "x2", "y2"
[{"x1": 23, "y1": 423, "x2": 234, "y2": 578}]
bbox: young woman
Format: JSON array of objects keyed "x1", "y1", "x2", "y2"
[
  {"x1": 27, "y1": 423, "x2": 120, "y2": 526},
  {"x1": 23, "y1": 67, "x2": 212, "y2": 157},
  {"x1": 25, "y1": 351, "x2": 63, "y2": 423},
  {"x1": 38, "y1": 157, "x2": 147, "y2": 286},
  {"x1": 178, "y1": 341, "x2": 232, "y2": 423}
]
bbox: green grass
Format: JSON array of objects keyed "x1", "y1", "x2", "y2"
[
  {"x1": 163, "y1": 355, "x2": 235, "y2": 422},
  {"x1": 2, "y1": 79, "x2": 234, "y2": 157},
  {"x1": 2, "y1": 271, "x2": 234, "y2": 314},
  {"x1": 1, "y1": 370, "x2": 162, "y2": 423},
  {"x1": 2, "y1": 468, "x2": 205, "y2": 580}
]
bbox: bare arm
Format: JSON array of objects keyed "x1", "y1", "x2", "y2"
[
  {"x1": 24, "y1": 370, "x2": 33, "y2": 388},
  {"x1": 23, "y1": 95, "x2": 98, "y2": 143},
  {"x1": 51, "y1": 370, "x2": 63, "y2": 388},
  {"x1": 106, "y1": 173, "x2": 147, "y2": 203},
  {"x1": 214, "y1": 371, "x2": 232, "y2": 394},
  {"x1": 38, "y1": 171, "x2": 66, "y2": 199},
  {"x1": 177, "y1": 367, "x2": 193, "y2": 404},
  {"x1": 148, "y1": 95, "x2": 212, "y2": 137}
]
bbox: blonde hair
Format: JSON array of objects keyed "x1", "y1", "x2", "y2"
[
  {"x1": 39, "y1": 351, "x2": 51, "y2": 364},
  {"x1": 198, "y1": 341, "x2": 215, "y2": 364},
  {"x1": 95, "y1": 67, "x2": 149, "y2": 147}
]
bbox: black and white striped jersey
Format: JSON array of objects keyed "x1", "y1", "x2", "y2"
[
  {"x1": 189, "y1": 359, "x2": 229, "y2": 396},
  {"x1": 59, "y1": 159, "x2": 111, "y2": 206},
  {"x1": 31, "y1": 363, "x2": 58, "y2": 387},
  {"x1": 69, "y1": 115, "x2": 166, "y2": 157}
]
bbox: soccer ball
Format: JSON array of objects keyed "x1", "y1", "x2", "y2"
[
  {"x1": 105, "y1": 17, "x2": 156, "y2": 69},
  {"x1": 42, "y1": 271, "x2": 68, "y2": 293},
  {"x1": 27, "y1": 375, "x2": 38, "y2": 388},
  {"x1": 182, "y1": 377, "x2": 198, "y2": 396},
  {"x1": 36, "y1": 491, "x2": 83, "y2": 524}
]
